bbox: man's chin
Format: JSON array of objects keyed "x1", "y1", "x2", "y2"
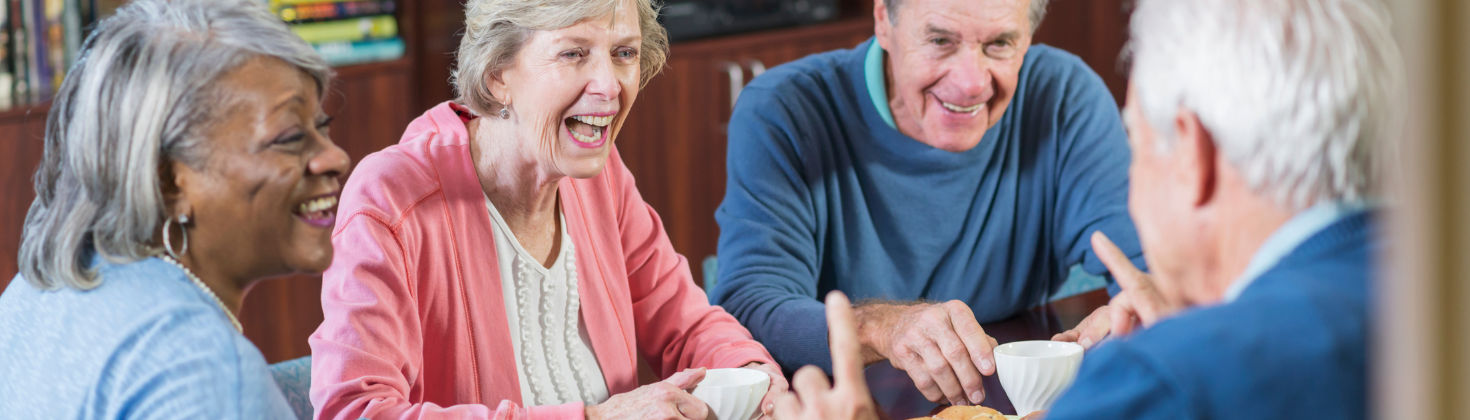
[{"x1": 921, "y1": 129, "x2": 989, "y2": 153}]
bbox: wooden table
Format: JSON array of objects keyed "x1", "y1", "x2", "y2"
[{"x1": 865, "y1": 289, "x2": 1110, "y2": 418}]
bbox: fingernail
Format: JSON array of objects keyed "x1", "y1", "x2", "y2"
[
  {"x1": 970, "y1": 391, "x2": 983, "y2": 403},
  {"x1": 981, "y1": 359, "x2": 993, "y2": 371},
  {"x1": 1080, "y1": 338, "x2": 1093, "y2": 348}
]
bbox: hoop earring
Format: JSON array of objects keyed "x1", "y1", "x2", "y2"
[
  {"x1": 499, "y1": 107, "x2": 511, "y2": 119},
  {"x1": 162, "y1": 214, "x2": 189, "y2": 259}
]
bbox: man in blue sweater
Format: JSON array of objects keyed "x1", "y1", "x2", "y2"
[
  {"x1": 768, "y1": 0, "x2": 1399, "y2": 418},
  {"x1": 712, "y1": 0, "x2": 1144, "y2": 406}
]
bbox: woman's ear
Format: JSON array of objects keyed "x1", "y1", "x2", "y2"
[
  {"x1": 159, "y1": 160, "x2": 194, "y2": 220},
  {"x1": 486, "y1": 69, "x2": 511, "y2": 108}
]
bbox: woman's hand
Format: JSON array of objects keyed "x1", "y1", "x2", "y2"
[
  {"x1": 772, "y1": 291, "x2": 881, "y2": 420},
  {"x1": 587, "y1": 368, "x2": 710, "y2": 420},
  {"x1": 742, "y1": 361, "x2": 790, "y2": 418}
]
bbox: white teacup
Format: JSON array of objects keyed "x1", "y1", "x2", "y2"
[
  {"x1": 994, "y1": 340, "x2": 1084, "y2": 416},
  {"x1": 691, "y1": 368, "x2": 770, "y2": 420}
]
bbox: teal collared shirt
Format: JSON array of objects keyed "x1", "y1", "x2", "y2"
[
  {"x1": 1223, "y1": 201, "x2": 1372, "y2": 302},
  {"x1": 864, "y1": 40, "x2": 898, "y2": 128}
]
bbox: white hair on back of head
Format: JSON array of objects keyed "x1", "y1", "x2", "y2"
[{"x1": 1127, "y1": 0, "x2": 1403, "y2": 210}]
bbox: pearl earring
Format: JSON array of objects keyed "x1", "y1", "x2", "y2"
[{"x1": 499, "y1": 108, "x2": 511, "y2": 119}]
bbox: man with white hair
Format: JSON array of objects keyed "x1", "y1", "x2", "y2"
[
  {"x1": 1042, "y1": 0, "x2": 1398, "y2": 416},
  {"x1": 769, "y1": 0, "x2": 1400, "y2": 418}
]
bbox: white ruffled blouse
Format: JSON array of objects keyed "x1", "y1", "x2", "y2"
[{"x1": 485, "y1": 196, "x2": 610, "y2": 406}]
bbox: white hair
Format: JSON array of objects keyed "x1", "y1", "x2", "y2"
[
  {"x1": 1127, "y1": 0, "x2": 1403, "y2": 210},
  {"x1": 19, "y1": 0, "x2": 332, "y2": 290},
  {"x1": 453, "y1": 0, "x2": 670, "y2": 117}
]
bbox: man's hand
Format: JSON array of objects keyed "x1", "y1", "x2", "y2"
[
  {"x1": 1095, "y1": 231, "x2": 1180, "y2": 337},
  {"x1": 771, "y1": 291, "x2": 881, "y2": 420},
  {"x1": 855, "y1": 300, "x2": 997, "y2": 405},
  {"x1": 742, "y1": 361, "x2": 789, "y2": 418},
  {"x1": 1051, "y1": 304, "x2": 1111, "y2": 350}
]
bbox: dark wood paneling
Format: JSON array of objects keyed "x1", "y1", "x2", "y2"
[
  {"x1": 1033, "y1": 0, "x2": 1131, "y2": 105},
  {"x1": 407, "y1": 0, "x2": 466, "y2": 111},
  {"x1": 0, "y1": 106, "x2": 49, "y2": 290}
]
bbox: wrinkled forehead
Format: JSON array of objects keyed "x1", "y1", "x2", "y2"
[{"x1": 899, "y1": 0, "x2": 1029, "y2": 37}]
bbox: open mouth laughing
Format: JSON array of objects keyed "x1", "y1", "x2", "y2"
[
  {"x1": 294, "y1": 194, "x2": 338, "y2": 228},
  {"x1": 565, "y1": 114, "x2": 613, "y2": 148}
]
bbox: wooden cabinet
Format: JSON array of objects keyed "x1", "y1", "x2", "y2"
[{"x1": 0, "y1": 107, "x2": 47, "y2": 281}]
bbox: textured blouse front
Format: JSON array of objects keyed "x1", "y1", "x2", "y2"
[{"x1": 486, "y1": 196, "x2": 610, "y2": 406}]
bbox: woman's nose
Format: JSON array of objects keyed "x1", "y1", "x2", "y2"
[
  {"x1": 586, "y1": 55, "x2": 623, "y2": 100},
  {"x1": 309, "y1": 136, "x2": 351, "y2": 178}
]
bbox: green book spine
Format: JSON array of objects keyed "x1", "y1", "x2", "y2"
[
  {"x1": 289, "y1": 14, "x2": 396, "y2": 44},
  {"x1": 313, "y1": 36, "x2": 404, "y2": 66}
]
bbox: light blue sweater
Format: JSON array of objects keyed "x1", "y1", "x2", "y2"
[{"x1": 0, "y1": 256, "x2": 293, "y2": 418}]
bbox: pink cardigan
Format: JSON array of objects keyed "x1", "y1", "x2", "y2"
[{"x1": 309, "y1": 102, "x2": 776, "y2": 419}]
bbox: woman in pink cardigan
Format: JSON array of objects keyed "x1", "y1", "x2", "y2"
[{"x1": 307, "y1": 0, "x2": 786, "y2": 418}]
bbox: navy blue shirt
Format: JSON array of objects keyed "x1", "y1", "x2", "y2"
[
  {"x1": 1048, "y1": 211, "x2": 1376, "y2": 420},
  {"x1": 712, "y1": 38, "x2": 1145, "y2": 373}
]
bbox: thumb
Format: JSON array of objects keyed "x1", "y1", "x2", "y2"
[
  {"x1": 663, "y1": 367, "x2": 707, "y2": 390},
  {"x1": 1091, "y1": 231, "x2": 1145, "y2": 291}
]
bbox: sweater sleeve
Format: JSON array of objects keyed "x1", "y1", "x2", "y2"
[
  {"x1": 309, "y1": 214, "x2": 585, "y2": 420},
  {"x1": 1045, "y1": 342, "x2": 1189, "y2": 420},
  {"x1": 711, "y1": 86, "x2": 835, "y2": 375},
  {"x1": 609, "y1": 152, "x2": 777, "y2": 378},
  {"x1": 1047, "y1": 61, "x2": 1148, "y2": 291}
]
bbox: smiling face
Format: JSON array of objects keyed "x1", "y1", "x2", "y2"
[
  {"x1": 491, "y1": 0, "x2": 642, "y2": 180},
  {"x1": 171, "y1": 57, "x2": 350, "y2": 281},
  {"x1": 875, "y1": 0, "x2": 1030, "y2": 152}
]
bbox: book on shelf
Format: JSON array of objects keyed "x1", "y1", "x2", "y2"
[
  {"x1": 312, "y1": 36, "x2": 402, "y2": 66},
  {"x1": 8, "y1": 0, "x2": 26, "y2": 106},
  {"x1": 277, "y1": 0, "x2": 394, "y2": 24},
  {"x1": 289, "y1": 14, "x2": 396, "y2": 44},
  {"x1": 0, "y1": 1, "x2": 11, "y2": 108}
]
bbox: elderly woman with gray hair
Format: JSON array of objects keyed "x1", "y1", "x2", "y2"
[
  {"x1": 0, "y1": 0, "x2": 347, "y2": 418},
  {"x1": 307, "y1": 0, "x2": 786, "y2": 418}
]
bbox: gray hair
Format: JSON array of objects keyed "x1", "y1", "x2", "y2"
[
  {"x1": 18, "y1": 0, "x2": 332, "y2": 290},
  {"x1": 453, "y1": 0, "x2": 670, "y2": 116},
  {"x1": 885, "y1": 0, "x2": 1051, "y2": 33},
  {"x1": 1126, "y1": 0, "x2": 1402, "y2": 210}
]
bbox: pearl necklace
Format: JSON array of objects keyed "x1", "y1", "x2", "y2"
[{"x1": 158, "y1": 255, "x2": 244, "y2": 334}]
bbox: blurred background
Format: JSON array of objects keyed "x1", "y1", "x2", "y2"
[{"x1": 0, "y1": 0, "x2": 1463, "y2": 417}]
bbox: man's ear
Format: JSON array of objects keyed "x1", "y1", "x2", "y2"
[
  {"x1": 1173, "y1": 108, "x2": 1218, "y2": 208},
  {"x1": 874, "y1": 0, "x2": 893, "y2": 51}
]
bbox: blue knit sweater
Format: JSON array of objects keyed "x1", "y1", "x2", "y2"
[
  {"x1": 1047, "y1": 211, "x2": 1377, "y2": 420},
  {"x1": 712, "y1": 38, "x2": 1145, "y2": 373}
]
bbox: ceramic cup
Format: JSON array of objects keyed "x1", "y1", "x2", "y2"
[
  {"x1": 994, "y1": 340, "x2": 1084, "y2": 417},
  {"x1": 691, "y1": 368, "x2": 770, "y2": 420}
]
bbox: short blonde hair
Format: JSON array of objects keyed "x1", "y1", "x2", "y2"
[{"x1": 453, "y1": 0, "x2": 670, "y2": 116}]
